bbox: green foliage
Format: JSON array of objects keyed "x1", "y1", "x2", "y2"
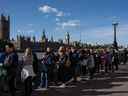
[{"x1": 0, "y1": 40, "x2": 8, "y2": 50}]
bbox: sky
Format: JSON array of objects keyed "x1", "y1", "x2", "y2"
[{"x1": 1, "y1": 0, "x2": 128, "y2": 46}]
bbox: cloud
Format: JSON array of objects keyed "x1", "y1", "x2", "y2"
[
  {"x1": 39, "y1": 5, "x2": 57, "y2": 13},
  {"x1": 17, "y1": 29, "x2": 35, "y2": 36},
  {"x1": 88, "y1": 24, "x2": 128, "y2": 38},
  {"x1": 86, "y1": 26, "x2": 113, "y2": 38},
  {"x1": 55, "y1": 18, "x2": 60, "y2": 22},
  {"x1": 27, "y1": 24, "x2": 34, "y2": 27},
  {"x1": 56, "y1": 11, "x2": 64, "y2": 17},
  {"x1": 44, "y1": 14, "x2": 50, "y2": 18},
  {"x1": 55, "y1": 27, "x2": 61, "y2": 31},
  {"x1": 39, "y1": 5, "x2": 65, "y2": 17},
  {"x1": 57, "y1": 20, "x2": 80, "y2": 29}
]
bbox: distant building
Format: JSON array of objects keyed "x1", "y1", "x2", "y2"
[
  {"x1": 50, "y1": 35, "x2": 54, "y2": 42},
  {"x1": 65, "y1": 32, "x2": 70, "y2": 45},
  {"x1": 40, "y1": 29, "x2": 48, "y2": 51},
  {"x1": 0, "y1": 14, "x2": 10, "y2": 41},
  {"x1": 12, "y1": 30, "x2": 67, "y2": 51},
  {"x1": 32, "y1": 36, "x2": 36, "y2": 43},
  {"x1": 14, "y1": 35, "x2": 30, "y2": 50},
  {"x1": 0, "y1": 14, "x2": 75, "y2": 51}
]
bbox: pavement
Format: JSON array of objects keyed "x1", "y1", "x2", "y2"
[
  {"x1": 35, "y1": 64, "x2": 128, "y2": 96},
  {"x1": 1, "y1": 64, "x2": 128, "y2": 96}
]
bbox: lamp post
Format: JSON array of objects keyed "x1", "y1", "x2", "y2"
[{"x1": 112, "y1": 22, "x2": 118, "y2": 50}]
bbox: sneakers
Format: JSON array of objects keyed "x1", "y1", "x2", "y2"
[
  {"x1": 59, "y1": 83, "x2": 66, "y2": 88},
  {"x1": 35, "y1": 87, "x2": 48, "y2": 91},
  {"x1": 76, "y1": 77, "x2": 82, "y2": 82}
]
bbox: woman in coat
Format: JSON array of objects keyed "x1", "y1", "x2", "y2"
[
  {"x1": 57, "y1": 46, "x2": 68, "y2": 88},
  {"x1": 87, "y1": 50, "x2": 95, "y2": 79},
  {"x1": 22, "y1": 48, "x2": 37, "y2": 96}
]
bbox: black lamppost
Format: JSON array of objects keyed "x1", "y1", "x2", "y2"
[{"x1": 112, "y1": 22, "x2": 118, "y2": 49}]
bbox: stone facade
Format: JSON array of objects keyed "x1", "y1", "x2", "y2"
[
  {"x1": 0, "y1": 14, "x2": 10, "y2": 41},
  {"x1": 0, "y1": 14, "x2": 73, "y2": 51}
]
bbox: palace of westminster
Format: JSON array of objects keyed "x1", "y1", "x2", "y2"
[{"x1": 0, "y1": 14, "x2": 73, "y2": 51}]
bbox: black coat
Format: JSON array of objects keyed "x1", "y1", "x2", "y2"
[{"x1": 32, "y1": 53, "x2": 39, "y2": 74}]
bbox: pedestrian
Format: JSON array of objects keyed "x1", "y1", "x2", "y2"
[
  {"x1": 65, "y1": 47, "x2": 72, "y2": 81},
  {"x1": 87, "y1": 50, "x2": 95, "y2": 79},
  {"x1": 100, "y1": 49, "x2": 107, "y2": 72},
  {"x1": 93, "y1": 49, "x2": 101, "y2": 73},
  {"x1": 70, "y1": 47, "x2": 80, "y2": 82},
  {"x1": 0, "y1": 48, "x2": 6, "y2": 63},
  {"x1": 53, "y1": 50, "x2": 60, "y2": 85},
  {"x1": 57, "y1": 46, "x2": 68, "y2": 88},
  {"x1": 79, "y1": 50, "x2": 88, "y2": 76},
  {"x1": 106, "y1": 49, "x2": 113, "y2": 72},
  {"x1": 46, "y1": 47, "x2": 55, "y2": 83},
  {"x1": 3, "y1": 43, "x2": 18, "y2": 96},
  {"x1": 39, "y1": 52, "x2": 48, "y2": 89},
  {"x1": 112, "y1": 49, "x2": 119, "y2": 72},
  {"x1": 22, "y1": 48, "x2": 37, "y2": 96},
  {"x1": 0, "y1": 48, "x2": 7, "y2": 93},
  {"x1": 123, "y1": 48, "x2": 128, "y2": 64}
]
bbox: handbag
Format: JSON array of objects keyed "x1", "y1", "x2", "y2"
[{"x1": 21, "y1": 68, "x2": 29, "y2": 82}]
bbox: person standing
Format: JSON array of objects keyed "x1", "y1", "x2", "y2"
[
  {"x1": 123, "y1": 48, "x2": 128, "y2": 64},
  {"x1": 57, "y1": 46, "x2": 68, "y2": 88},
  {"x1": 0, "y1": 48, "x2": 6, "y2": 93},
  {"x1": 64, "y1": 47, "x2": 72, "y2": 82},
  {"x1": 0, "y1": 48, "x2": 6, "y2": 63},
  {"x1": 87, "y1": 50, "x2": 95, "y2": 79},
  {"x1": 46, "y1": 47, "x2": 55, "y2": 83},
  {"x1": 79, "y1": 50, "x2": 88, "y2": 76},
  {"x1": 3, "y1": 43, "x2": 18, "y2": 96},
  {"x1": 70, "y1": 47, "x2": 80, "y2": 82},
  {"x1": 106, "y1": 49, "x2": 113, "y2": 72},
  {"x1": 22, "y1": 48, "x2": 37, "y2": 96},
  {"x1": 39, "y1": 52, "x2": 48, "y2": 89},
  {"x1": 100, "y1": 49, "x2": 107, "y2": 72},
  {"x1": 93, "y1": 50, "x2": 101, "y2": 73},
  {"x1": 112, "y1": 49, "x2": 119, "y2": 72}
]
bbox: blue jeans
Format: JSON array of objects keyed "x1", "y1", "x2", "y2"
[
  {"x1": 75, "y1": 64, "x2": 81, "y2": 76},
  {"x1": 40, "y1": 72, "x2": 48, "y2": 88}
]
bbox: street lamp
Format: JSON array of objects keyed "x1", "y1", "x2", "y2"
[{"x1": 112, "y1": 22, "x2": 118, "y2": 49}]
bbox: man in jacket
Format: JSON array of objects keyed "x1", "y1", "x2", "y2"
[{"x1": 4, "y1": 43, "x2": 18, "y2": 96}]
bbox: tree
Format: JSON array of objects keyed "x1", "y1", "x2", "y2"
[{"x1": 0, "y1": 40, "x2": 8, "y2": 51}]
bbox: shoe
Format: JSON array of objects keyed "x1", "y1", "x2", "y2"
[
  {"x1": 59, "y1": 84, "x2": 66, "y2": 88},
  {"x1": 42, "y1": 88, "x2": 48, "y2": 91},
  {"x1": 77, "y1": 77, "x2": 82, "y2": 82},
  {"x1": 35, "y1": 87, "x2": 48, "y2": 91},
  {"x1": 38, "y1": 86, "x2": 42, "y2": 88}
]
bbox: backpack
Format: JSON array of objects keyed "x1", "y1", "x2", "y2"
[
  {"x1": 81, "y1": 59, "x2": 88, "y2": 66},
  {"x1": 65, "y1": 56, "x2": 71, "y2": 68},
  {"x1": 46, "y1": 55, "x2": 52, "y2": 65}
]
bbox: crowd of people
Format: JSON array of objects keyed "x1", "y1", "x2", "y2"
[{"x1": 0, "y1": 42, "x2": 128, "y2": 96}]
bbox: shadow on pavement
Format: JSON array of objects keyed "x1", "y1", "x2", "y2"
[{"x1": 48, "y1": 72, "x2": 128, "y2": 96}]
